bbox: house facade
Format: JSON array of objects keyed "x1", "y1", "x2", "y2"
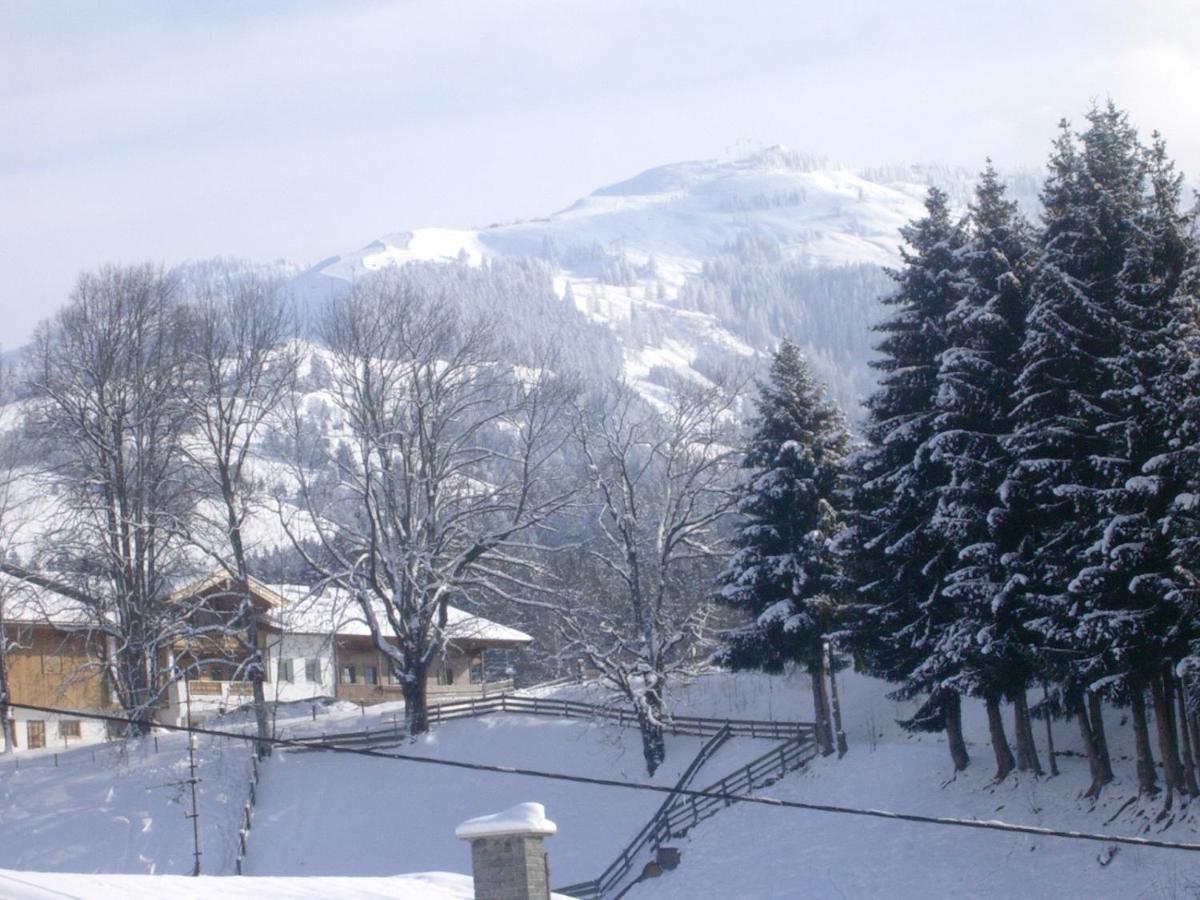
[
  {"x1": 0, "y1": 575, "x2": 112, "y2": 751},
  {"x1": 1, "y1": 573, "x2": 532, "y2": 748},
  {"x1": 161, "y1": 577, "x2": 531, "y2": 725}
]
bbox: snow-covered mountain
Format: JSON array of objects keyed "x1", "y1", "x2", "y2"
[{"x1": 290, "y1": 147, "x2": 1039, "y2": 415}]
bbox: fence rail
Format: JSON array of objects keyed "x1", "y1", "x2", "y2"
[
  {"x1": 556, "y1": 730, "x2": 820, "y2": 899},
  {"x1": 556, "y1": 724, "x2": 733, "y2": 899},
  {"x1": 288, "y1": 693, "x2": 813, "y2": 749},
  {"x1": 427, "y1": 694, "x2": 812, "y2": 740}
]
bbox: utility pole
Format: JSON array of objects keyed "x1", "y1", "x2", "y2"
[{"x1": 825, "y1": 640, "x2": 847, "y2": 758}]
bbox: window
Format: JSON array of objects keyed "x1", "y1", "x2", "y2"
[
  {"x1": 363, "y1": 665, "x2": 379, "y2": 686},
  {"x1": 41, "y1": 655, "x2": 63, "y2": 675},
  {"x1": 340, "y1": 665, "x2": 357, "y2": 684},
  {"x1": 27, "y1": 720, "x2": 45, "y2": 750},
  {"x1": 59, "y1": 720, "x2": 81, "y2": 739},
  {"x1": 437, "y1": 665, "x2": 454, "y2": 686},
  {"x1": 278, "y1": 659, "x2": 294, "y2": 683},
  {"x1": 305, "y1": 658, "x2": 321, "y2": 683}
]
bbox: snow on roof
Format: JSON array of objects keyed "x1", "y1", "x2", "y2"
[
  {"x1": 0, "y1": 869, "x2": 478, "y2": 900},
  {"x1": 262, "y1": 582, "x2": 533, "y2": 645},
  {"x1": 0, "y1": 573, "x2": 92, "y2": 628},
  {"x1": 455, "y1": 802, "x2": 557, "y2": 840}
]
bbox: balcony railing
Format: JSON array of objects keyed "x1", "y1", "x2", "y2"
[
  {"x1": 335, "y1": 678, "x2": 515, "y2": 705},
  {"x1": 169, "y1": 679, "x2": 255, "y2": 709}
]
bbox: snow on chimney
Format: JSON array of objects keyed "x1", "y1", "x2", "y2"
[{"x1": 456, "y1": 802, "x2": 557, "y2": 900}]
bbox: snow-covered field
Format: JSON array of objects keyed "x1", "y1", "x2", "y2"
[
  {"x1": 243, "y1": 712, "x2": 767, "y2": 885},
  {"x1": 3, "y1": 671, "x2": 1199, "y2": 897},
  {"x1": 0, "y1": 730, "x2": 253, "y2": 875}
]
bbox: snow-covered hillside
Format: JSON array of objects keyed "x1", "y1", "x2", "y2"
[
  {"x1": 289, "y1": 148, "x2": 1041, "y2": 415},
  {"x1": 622, "y1": 671, "x2": 1200, "y2": 900}
]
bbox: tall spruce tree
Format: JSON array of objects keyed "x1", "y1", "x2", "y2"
[
  {"x1": 1091, "y1": 133, "x2": 1200, "y2": 797},
  {"x1": 1159, "y1": 257, "x2": 1200, "y2": 796},
  {"x1": 923, "y1": 164, "x2": 1038, "y2": 780},
  {"x1": 846, "y1": 187, "x2": 972, "y2": 771},
  {"x1": 717, "y1": 340, "x2": 852, "y2": 756},
  {"x1": 1004, "y1": 105, "x2": 1145, "y2": 797}
]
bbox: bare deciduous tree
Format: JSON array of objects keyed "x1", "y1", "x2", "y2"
[
  {"x1": 0, "y1": 363, "x2": 26, "y2": 753},
  {"x1": 28, "y1": 265, "x2": 198, "y2": 734},
  {"x1": 180, "y1": 271, "x2": 300, "y2": 757},
  {"x1": 284, "y1": 274, "x2": 576, "y2": 734},
  {"x1": 559, "y1": 378, "x2": 742, "y2": 775}
]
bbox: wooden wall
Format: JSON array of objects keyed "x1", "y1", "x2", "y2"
[{"x1": 3, "y1": 625, "x2": 109, "y2": 709}]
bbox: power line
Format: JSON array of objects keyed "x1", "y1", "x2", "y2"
[{"x1": 9, "y1": 700, "x2": 1200, "y2": 855}]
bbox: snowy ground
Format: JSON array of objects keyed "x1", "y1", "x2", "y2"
[
  {"x1": 0, "y1": 869, "x2": 480, "y2": 900},
  {"x1": 0, "y1": 730, "x2": 253, "y2": 875},
  {"x1": 243, "y1": 712, "x2": 768, "y2": 885},
  {"x1": 618, "y1": 669, "x2": 1200, "y2": 900},
  {"x1": 4, "y1": 671, "x2": 1198, "y2": 897}
]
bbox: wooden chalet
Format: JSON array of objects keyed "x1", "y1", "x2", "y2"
[{"x1": 1, "y1": 572, "x2": 532, "y2": 748}]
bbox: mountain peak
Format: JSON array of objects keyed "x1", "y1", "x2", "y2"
[{"x1": 591, "y1": 146, "x2": 833, "y2": 199}]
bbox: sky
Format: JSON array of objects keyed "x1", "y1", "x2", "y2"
[{"x1": 2, "y1": 0, "x2": 1198, "y2": 348}]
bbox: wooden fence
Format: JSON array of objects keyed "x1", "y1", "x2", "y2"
[
  {"x1": 556, "y1": 730, "x2": 820, "y2": 899},
  {"x1": 233, "y1": 752, "x2": 261, "y2": 875},
  {"x1": 281, "y1": 690, "x2": 820, "y2": 895},
  {"x1": 289, "y1": 693, "x2": 812, "y2": 748},
  {"x1": 553, "y1": 724, "x2": 732, "y2": 899}
]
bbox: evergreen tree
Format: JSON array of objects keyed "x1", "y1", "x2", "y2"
[
  {"x1": 1092, "y1": 133, "x2": 1200, "y2": 797},
  {"x1": 1004, "y1": 105, "x2": 1144, "y2": 797},
  {"x1": 845, "y1": 187, "x2": 971, "y2": 770},
  {"x1": 923, "y1": 164, "x2": 1038, "y2": 780},
  {"x1": 717, "y1": 340, "x2": 852, "y2": 755}
]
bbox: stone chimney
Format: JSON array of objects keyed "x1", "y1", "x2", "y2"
[{"x1": 456, "y1": 802, "x2": 557, "y2": 900}]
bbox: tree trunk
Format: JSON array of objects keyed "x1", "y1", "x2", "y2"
[
  {"x1": 943, "y1": 691, "x2": 970, "y2": 772},
  {"x1": 1042, "y1": 682, "x2": 1059, "y2": 777},
  {"x1": 0, "y1": 639, "x2": 12, "y2": 754},
  {"x1": 985, "y1": 694, "x2": 1015, "y2": 781},
  {"x1": 403, "y1": 663, "x2": 430, "y2": 736},
  {"x1": 1174, "y1": 673, "x2": 1200, "y2": 797},
  {"x1": 1087, "y1": 692, "x2": 1114, "y2": 784},
  {"x1": 1012, "y1": 690, "x2": 1042, "y2": 775},
  {"x1": 810, "y1": 665, "x2": 834, "y2": 757},
  {"x1": 1129, "y1": 681, "x2": 1158, "y2": 796},
  {"x1": 1075, "y1": 698, "x2": 1112, "y2": 798},
  {"x1": 251, "y1": 672, "x2": 271, "y2": 760},
  {"x1": 637, "y1": 687, "x2": 666, "y2": 776},
  {"x1": 1151, "y1": 671, "x2": 1186, "y2": 796},
  {"x1": 1181, "y1": 677, "x2": 1200, "y2": 793}
]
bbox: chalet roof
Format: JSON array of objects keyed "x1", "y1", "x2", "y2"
[
  {"x1": 0, "y1": 571, "x2": 533, "y2": 648},
  {"x1": 261, "y1": 582, "x2": 533, "y2": 646},
  {"x1": 0, "y1": 573, "x2": 92, "y2": 627}
]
